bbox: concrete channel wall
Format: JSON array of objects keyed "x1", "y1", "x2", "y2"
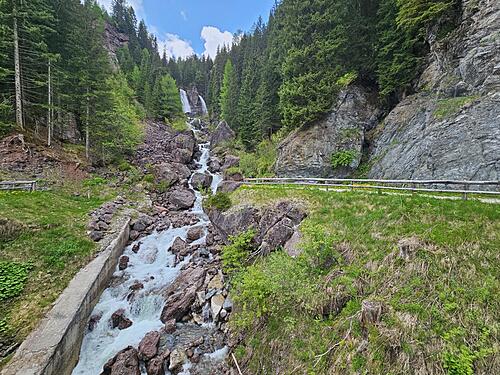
[{"x1": 1, "y1": 218, "x2": 131, "y2": 375}]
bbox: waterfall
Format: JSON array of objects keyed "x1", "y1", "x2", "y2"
[
  {"x1": 199, "y1": 95, "x2": 208, "y2": 115},
  {"x1": 180, "y1": 89, "x2": 191, "y2": 113}
]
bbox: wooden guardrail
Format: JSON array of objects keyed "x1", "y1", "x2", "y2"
[
  {"x1": 243, "y1": 178, "x2": 500, "y2": 200},
  {"x1": 0, "y1": 180, "x2": 38, "y2": 192}
]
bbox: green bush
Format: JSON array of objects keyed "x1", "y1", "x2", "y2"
[
  {"x1": 222, "y1": 230, "x2": 256, "y2": 276},
  {"x1": 204, "y1": 192, "x2": 232, "y2": 211},
  {"x1": 0, "y1": 262, "x2": 32, "y2": 301},
  {"x1": 143, "y1": 174, "x2": 154, "y2": 184},
  {"x1": 117, "y1": 160, "x2": 132, "y2": 171},
  {"x1": 171, "y1": 117, "x2": 188, "y2": 132},
  {"x1": 331, "y1": 150, "x2": 358, "y2": 169}
]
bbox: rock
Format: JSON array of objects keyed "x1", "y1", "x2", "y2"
[
  {"x1": 222, "y1": 155, "x2": 240, "y2": 170},
  {"x1": 102, "y1": 214, "x2": 113, "y2": 224},
  {"x1": 208, "y1": 206, "x2": 259, "y2": 245},
  {"x1": 360, "y1": 300, "x2": 384, "y2": 326},
  {"x1": 275, "y1": 85, "x2": 378, "y2": 178},
  {"x1": 154, "y1": 162, "x2": 191, "y2": 186},
  {"x1": 170, "y1": 237, "x2": 187, "y2": 255},
  {"x1": 191, "y1": 172, "x2": 213, "y2": 190},
  {"x1": 207, "y1": 272, "x2": 224, "y2": 290},
  {"x1": 208, "y1": 158, "x2": 222, "y2": 173},
  {"x1": 210, "y1": 120, "x2": 235, "y2": 147},
  {"x1": 223, "y1": 170, "x2": 244, "y2": 182},
  {"x1": 138, "y1": 331, "x2": 161, "y2": 361},
  {"x1": 187, "y1": 226, "x2": 204, "y2": 242},
  {"x1": 101, "y1": 346, "x2": 140, "y2": 375},
  {"x1": 104, "y1": 22, "x2": 129, "y2": 73},
  {"x1": 168, "y1": 348, "x2": 187, "y2": 371},
  {"x1": 397, "y1": 237, "x2": 422, "y2": 261},
  {"x1": 223, "y1": 297, "x2": 233, "y2": 312},
  {"x1": 211, "y1": 294, "x2": 225, "y2": 318},
  {"x1": 164, "y1": 319, "x2": 177, "y2": 334},
  {"x1": 260, "y1": 218, "x2": 295, "y2": 256},
  {"x1": 284, "y1": 230, "x2": 303, "y2": 257},
  {"x1": 219, "y1": 309, "x2": 228, "y2": 319},
  {"x1": 88, "y1": 314, "x2": 101, "y2": 331},
  {"x1": 160, "y1": 267, "x2": 206, "y2": 322},
  {"x1": 217, "y1": 181, "x2": 242, "y2": 193},
  {"x1": 169, "y1": 188, "x2": 196, "y2": 210},
  {"x1": 129, "y1": 282, "x2": 144, "y2": 291},
  {"x1": 90, "y1": 230, "x2": 104, "y2": 242},
  {"x1": 132, "y1": 215, "x2": 154, "y2": 232},
  {"x1": 145, "y1": 355, "x2": 165, "y2": 375},
  {"x1": 132, "y1": 242, "x2": 142, "y2": 253},
  {"x1": 129, "y1": 230, "x2": 140, "y2": 241},
  {"x1": 119, "y1": 256, "x2": 130, "y2": 271},
  {"x1": 111, "y1": 309, "x2": 133, "y2": 330}
]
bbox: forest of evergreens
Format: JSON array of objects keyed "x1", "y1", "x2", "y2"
[{"x1": 0, "y1": 0, "x2": 461, "y2": 158}]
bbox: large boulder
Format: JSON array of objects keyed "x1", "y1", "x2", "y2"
[
  {"x1": 154, "y1": 162, "x2": 191, "y2": 186},
  {"x1": 275, "y1": 86, "x2": 378, "y2": 178},
  {"x1": 217, "y1": 181, "x2": 242, "y2": 193},
  {"x1": 208, "y1": 206, "x2": 260, "y2": 245},
  {"x1": 169, "y1": 188, "x2": 196, "y2": 210},
  {"x1": 138, "y1": 331, "x2": 160, "y2": 361},
  {"x1": 210, "y1": 121, "x2": 235, "y2": 147},
  {"x1": 101, "y1": 346, "x2": 140, "y2": 375},
  {"x1": 191, "y1": 173, "x2": 213, "y2": 190},
  {"x1": 160, "y1": 267, "x2": 206, "y2": 322}
]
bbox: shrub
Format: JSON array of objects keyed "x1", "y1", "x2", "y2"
[
  {"x1": 83, "y1": 176, "x2": 107, "y2": 187},
  {"x1": 222, "y1": 230, "x2": 256, "y2": 276},
  {"x1": 171, "y1": 117, "x2": 188, "y2": 132},
  {"x1": 143, "y1": 174, "x2": 154, "y2": 184},
  {"x1": 204, "y1": 192, "x2": 232, "y2": 211},
  {"x1": 117, "y1": 160, "x2": 132, "y2": 171},
  {"x1": 331, "y1": 150, "x2": 358, "y2": 169}
]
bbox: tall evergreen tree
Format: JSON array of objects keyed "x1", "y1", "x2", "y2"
[{"x1": 219, "y1": 59, "x2": 239, "y2": 127}]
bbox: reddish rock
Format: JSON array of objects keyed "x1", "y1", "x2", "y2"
[
  {"x1": 187, "y1": 226, "x2": 204, "y2": 242},
  {"x1": 88, "y1": 314, "x2": 101, "y2": 331},
  {"x1": 160, "y1": 267, "x2": 206, "y2": 323},
  {"x1": 119, "y1": 256, "x2": 130, "y2": 271},
  {"x1": 146, "y1": 351, "x2": 170, "y2": 375},
  {"x1": 101, "y1": 346, "x2": 140, "y2": 375},
  {"x1": 170, "y1": 237, "x2": 187, "y2": 254},
  {"x1": 132, "y1": 242, "x2": 142, "y2": 253},
  {"x1": 129, "y1": 282, "x2": 144, "y2": 291},
  {"x1": 138, "y1": 331, "x2": 161, "y2": 361},
  {"x1": 111, "y1": 309, "x2": 133, "y2": 330},
  {"x1": 164, "y1": 319, "x2": 177, "y2": 334}
]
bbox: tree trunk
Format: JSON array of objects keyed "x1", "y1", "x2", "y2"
[
  {"x1": 13, "y1": 4, "x2": 23, "y2": 130},
  {"x1": 47, "y1": 60, "x2": 52, "y2": 146},
  {"x1": 85, "y1": 88, "x2": 90, "y2": 159}
]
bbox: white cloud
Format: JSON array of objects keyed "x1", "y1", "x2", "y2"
[
  {"x1": 201, "y1": 26, "x2": 234, "y2": 59},
  {"x1": 158, "y1": 34, "x2": 195, "y2": 60},
  {"x1": 180, "y1": 10, "x2": 187, "y2": 21}
]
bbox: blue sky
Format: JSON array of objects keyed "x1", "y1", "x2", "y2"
[{"x1": 97, "y1": 0, "x2": 277, "y2": 59}]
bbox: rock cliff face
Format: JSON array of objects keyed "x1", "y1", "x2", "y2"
[
  {"x1": 275, "y1": 86, "x2": 379, "y2": 177},
  {"x1": 275, "y1": 0, "x2": 499, "y2": 181},
  {"x1": 104, "y1": 22, "x2": 129, "y2": 72},
  {"x1": 368, "y1": 0, "x2": 500, "y2": 180}
]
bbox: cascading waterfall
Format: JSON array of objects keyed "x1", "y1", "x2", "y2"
[
  {"x1": 198, "y1": 95, "x2": 208, "y2": 115},
  {"x1": 180, "y1": 89, "x2": 192, "y2": 113},
  {"x1": 72, "y1": 124, "x2": 223, "y2": 375}
]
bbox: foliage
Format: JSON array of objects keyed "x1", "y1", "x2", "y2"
[
  {"x1": 228, "y1": 186, "x2": 499, "y2": 373},
  {"x1": 170, "y1": 117, "x2": 188, "y2": 132},
  {"x1": 204, "y1": 192, "x2": 232, "y2": 211},
  {"x1": 222, "y1": 230, "x2": 256, "y2": 276},
  {"x1": 331, "y1": 150, "x2": 358, "y2": 169},
  {"x1": 219, "y1": 59, "x2": 239, "y2": 127},
  {"x1": 0, "y1": 261, "x2": 32, "y2": 301}
]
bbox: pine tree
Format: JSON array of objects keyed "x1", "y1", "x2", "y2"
[{"x1": 219, "y1": 59, "x2": 239, "y2": 127}]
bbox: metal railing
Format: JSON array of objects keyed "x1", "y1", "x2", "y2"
[
  {"x1": 0, "y1": 180, "x2": 38, "y2": 192},
  {"x1": 243, "y1": 178, "x2": 500, "y2": 200}
]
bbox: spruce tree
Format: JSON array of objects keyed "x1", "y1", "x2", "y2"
[{"x1": 219, "y1": 59, "x2": 239, "y2": 127}]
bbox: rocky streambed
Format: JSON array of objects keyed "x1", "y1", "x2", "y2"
[{"x1": 73, "y1": 120, "x2": 232, "y2": 375}]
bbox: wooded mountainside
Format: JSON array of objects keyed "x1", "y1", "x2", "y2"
[{"x1": 0, "y1": 0, "x2": 462, "y2": 159}]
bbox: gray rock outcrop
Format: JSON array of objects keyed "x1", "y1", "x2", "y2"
[
  {"x1": 275, "y1": 86, "x2": 379, "y2": 178},
  {"x1": 210, "y1": 121, "x2": 235, "y2": 148},
  {"x1": 367, "y1": 0, "x2": 500, "y2": 181}
]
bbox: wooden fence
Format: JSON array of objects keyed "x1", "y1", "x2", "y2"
[
  {"x1": 0, "y1": 180, "x2": 38, "y2": 192},
  {"x1": 243, "y1": 178, "x2": 500, "y2": 200}
]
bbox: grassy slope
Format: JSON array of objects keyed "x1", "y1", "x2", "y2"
[
  {"x1": 0, "y1": 186, "x2": 110, "y2": 361},
  {"x1": 228, "y1": 186, "x2": 499, "y2": 375}
]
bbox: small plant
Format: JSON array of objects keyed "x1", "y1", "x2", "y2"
[
  {"x1": 204, "y1": 192, "x2": 232, "y2": 211},
  {"x1": 117, "y1": 160, "x2": 132, "y2": 171},
  {"x1": 336, "y1": 71, "x2": 358, "y2": 88},
  {"x1": 331, "y1": 150, "x2": 358, "y2": 169},
  {"x1": 143, "y1": 173, "x2": 155, "y2": 184},
  {"x1": 434, "y1": 96, "x2": 477, "y2": 120},
  {"x1": 222, "y1": 230, "x2": 256, "y2": 276},
  {"x1": 170, "y1": 117, "x2": 188, "y2": 132},
  {"x1": 83, "y1": 176, "x2": 107, "y2": 187},
  {"x1": 0, "y1": 261, "x2": 33, "y2": 301},
  {"x1": 154, "y1": 180, "x2": 170, "y2": 193}
]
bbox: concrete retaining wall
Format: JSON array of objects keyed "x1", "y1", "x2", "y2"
[{"x1": 1, "y1": 218, "x2": 131, "y2": 375}]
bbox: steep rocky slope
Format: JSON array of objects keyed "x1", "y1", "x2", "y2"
[{"x1": 275, "y1": 0, "x2": 499, "y2": 181}]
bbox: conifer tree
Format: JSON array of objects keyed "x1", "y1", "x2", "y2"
[{"x1": 219, "y1": 59, "x2": 239, "y2": 127}]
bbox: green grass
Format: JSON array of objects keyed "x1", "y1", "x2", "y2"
[
  {"x1": 0, "y1": 188, "x2": 109, "y2": 357},
  {"x1": 434, "y1": 96, "x2": 478, "y2": 120},
  {"x1": 227, "y1": 186, "x2": 500, "y2": 374}
]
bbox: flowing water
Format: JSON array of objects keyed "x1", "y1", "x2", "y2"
[
  {"x1": 180, "y1": 89, "x2": 192, "y2": 113},
  {"x1": 198, "y1": 96, "x2": 208, "y2": 115},
  {"x1": 73, "y1": 128, "x2": 223, "y2": 374}
]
